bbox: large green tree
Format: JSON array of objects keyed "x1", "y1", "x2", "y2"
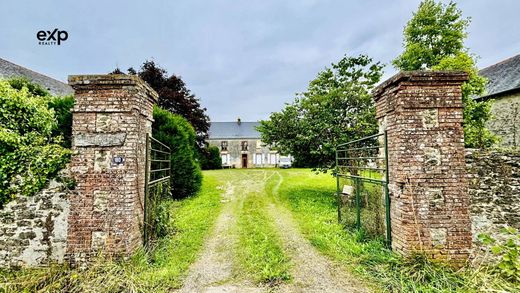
[
  {"x1": 258, "y1": 54, "x2": 383, "y2": 171},
  {"x1": 111, "y1": 61, "x2": 210, "y2": 147},
  {"x1": 393, "y1": 0, "x2": 497, "y2": 148}
]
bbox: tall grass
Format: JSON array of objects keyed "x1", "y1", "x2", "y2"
[
  {"x1": 0, "y1": 174, "x2": 224, "y2": 292},
  {"x1": 272, "y1": 169, "x2": 518, "y2": 292}
]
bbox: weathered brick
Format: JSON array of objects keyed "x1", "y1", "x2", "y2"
[
  {"x1": 66, "y1": 75, "x2": 157, "y2": 265},
  {"x1": 373, "y1": 71, "x2": 472, "y2": 266}
]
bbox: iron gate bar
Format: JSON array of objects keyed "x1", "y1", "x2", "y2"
[
  {"x1": 338, "y1": 156, "x2": 385, "y2": 160},
  {"x1": 337, "y1": 132, "x2": 384, "y2": 147},
  {"x1": 150, "y1": 148, "x2": 170, "y2": 154},
  {"x1": 144, "y1": 133, "x2": 172, "y2": 247},
  {"x1": 340, "y1": 146, "x2": 380, "y2": 151},
  {"x1": 343, "y1": 175, "x2": 386, "y2": 185},
  {"x1": 335, "y1": 131, "x2": 391, "y2": 248},
  {"x1": 150, "y1": 168, "x2": 171, "y2": 173},
  {"x1": 337, "y1": 166, "x2": 386, "y2": 172},
  {"x1": 148, "y1": 176, "x2": 170, "y2": 185}
]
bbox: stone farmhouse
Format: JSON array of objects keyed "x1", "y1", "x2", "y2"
[
  {"x1": 0, "y1": 58, "x2": 73, "y2": 96},
  {"x1": 207, "y1": 119, "x2": 280, "y2": 168},
  {"x1": 478, "y1": 54, "x2": 520, "y2": 147}
]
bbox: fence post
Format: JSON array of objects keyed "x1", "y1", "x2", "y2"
[
  {"x1": 66, "y1": 75, "x2": 158, "y2": 265},
  {"x1": 336, "y1": 150, "x2": 341, "y2": 223},
  {"x1": 355, "y1": 178, "x2": 361, "y2": 230},
  {"x1": 143, "y1": 133, "x2": 151, "y2": 247},
  {"x1": 384, "y1": 131, "x2": 392, "y2": 248},
  {"x1": 372, "y1": 71, "x2": 472, "y2": 266}
]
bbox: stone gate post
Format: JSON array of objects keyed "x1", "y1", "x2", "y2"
[
  {"x1": 372, "y1": 71, "x2": 472, "y2": 265},
  {"x1": 66, "y1": 75, "x2": 157, "y2": 263}
]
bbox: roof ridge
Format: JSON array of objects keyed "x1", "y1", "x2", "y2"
[
  {"x1": 0, "y1": 57, "x2": 68, "y2": 84},
  {"x1": 480, "y1": 54, "x2": 520, "y2": 72}
]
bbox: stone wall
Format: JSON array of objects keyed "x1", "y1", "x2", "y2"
[
  {"x1": 66, "y1": 75, "x2": 157, "y2": 264},
  {"x1": 0, "y1": 179, "x2": 70, "y2": 268},
  {"x1": 466, "y1": 148, "x2": 520, "y2": 247},
  {"x1": 485, "y1": 92, "x2": 520, "y2": 148},
  {"x1": 372, "y1": 71, "x2": 472, "y2": 266}
]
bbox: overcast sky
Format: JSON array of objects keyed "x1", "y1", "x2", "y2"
[{"x1": 1, "y1": 0, "x2": 518, "y2": 121}]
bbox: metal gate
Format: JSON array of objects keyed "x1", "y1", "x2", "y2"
[
  {"x1": 335, "y1": 131, "x2": 391, "y2": 247},
  {"x1": 144, "y1": 134, "x2": 171, "y2": 247}
]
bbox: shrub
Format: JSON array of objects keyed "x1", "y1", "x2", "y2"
[
  {"x1": 8, "y1": 77, "x2": 50, "y2": 97},
  {"x1": 48, "y1": 95, "x2": 75, "y2": 148},
  {"x1": 7, "y1": 78, "x2": 75, "y2": 148},
  {"x1": 0, "y1": 79, "x2": 70, "y2": 207},
  {"x1": 199, "y1": 146, "x2": 222, "y2": 170},
  {"x1": 152, "y1": 106, "x2": 202, "y2": 198}
]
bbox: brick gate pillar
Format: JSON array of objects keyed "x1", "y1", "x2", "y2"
[
  {"x1": 372, "y1": 71, "x2": 472, "y2": 265},
  {"x1": 66, "y1": 75, "x2": 157, "y2": 263}
]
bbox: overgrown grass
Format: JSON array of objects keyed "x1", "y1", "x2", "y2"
[
  {"x1": 0, "y1": 174, "x2": 224, "y2": 292},
  {"x1": 272, "y1": 169, "x2": 518, "y2": 292},
  {"x1": 235, "y1": 177, "x2": 291, "y2": 285}
]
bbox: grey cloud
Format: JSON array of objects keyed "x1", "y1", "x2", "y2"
[{"x1": 0, "y1": 0, "x2": 518, "y2": 121}]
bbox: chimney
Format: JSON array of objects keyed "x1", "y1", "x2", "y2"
[{"x1": 237, "y1": 117, "x2": 241, "y2": 125}]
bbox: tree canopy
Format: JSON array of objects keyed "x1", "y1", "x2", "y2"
[
  {"x1": 258, "y1": 54, "x2": 383, "y2": 171},
  {"x1": 393, "y1": 0, "x2": 497, "y2": 148},
  {"x1": 111, "y1": 61, "x2": 210, "y2": 147}
]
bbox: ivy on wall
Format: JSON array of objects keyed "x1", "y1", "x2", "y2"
[{"x1": 0, "y1": 79, "x2": 71, "y2": 207}]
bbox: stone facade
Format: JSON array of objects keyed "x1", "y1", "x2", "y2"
[
  {"x1": 373, "y1": 71, "x2": 472, "y2": 265},
  {"x1": 0, "y1": 179, "x2": 70, "y2": 268},
  {"x1": 485, "y1": 92, "x2": 520, "y2": 148},
  {"x1": 66, "y1": 75, "x2": 157, "y2": 263},
  {"x1": 466, "y1": 149, "x2": 520, "y2": 247},
  {"x1": 207, "y1": 121, "x2": 281, "y2": 168},
  {"x1": 207, "y1": 138, "x2": 279, "y2": 168}
]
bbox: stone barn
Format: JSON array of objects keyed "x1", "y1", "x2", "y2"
[
  {"x1": 477, "y1": 54, "x2": 520, "y2": 147},
  {"x1": 207, "y1": 119, "x2": 280, "y2": 168}
]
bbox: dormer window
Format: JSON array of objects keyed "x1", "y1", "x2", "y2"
[
  {"x1": 221, "y1": 141, "x2": 228, "y2": 151},
  {"x1": 241, "y1": 141, "x2": 248, "y2": 151}
]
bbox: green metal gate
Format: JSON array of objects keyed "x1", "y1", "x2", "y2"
[
  {"x1": 335, "y1": 131, "x2": 391, "y2": 247},
  {"x1": 144, "y1": 134, "x2": 171, "y2": 247}
]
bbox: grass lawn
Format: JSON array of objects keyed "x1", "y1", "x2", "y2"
[{"x1": 271, "y1": 168, "x2": 517, "y2": 292}]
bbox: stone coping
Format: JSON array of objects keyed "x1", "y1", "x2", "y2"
[
  {"x1": 372, "y1": 70, "x2": 468, "y2": 100},
  {"x1": 68, "y1": 74, "x2": 158, "y2": 101}
]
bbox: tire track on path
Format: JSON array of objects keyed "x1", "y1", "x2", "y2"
[
  {"x1": 179, "y1": 173, "x2": 266, "y2": 293},
  {"x1": 267, "y1": 171, "x2": 369, "y2": 293}
]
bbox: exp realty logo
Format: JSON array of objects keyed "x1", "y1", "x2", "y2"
[{"x1": 37, "y1": 29, "x2": 68, "y2": 45}]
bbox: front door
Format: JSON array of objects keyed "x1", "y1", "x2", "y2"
[{"x1": 242, "y1": 154, "x2": 248, "y2": 168}]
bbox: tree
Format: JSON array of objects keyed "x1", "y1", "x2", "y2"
[
  {"x1": 393, "y1": 0, "x2": 497, "y2": 148},
  {"x1": 258, "y1": 54, "x2": 384, "y2": 171},
  {"x1": 152, "y1": 106, "x2": 202, "y2": 198},
  {"x1": 134, "y1": 61, "x2": 210, "y2": 147},
  {"x1": 110, "y1": 61, "x2": 210, "y2": 147}
]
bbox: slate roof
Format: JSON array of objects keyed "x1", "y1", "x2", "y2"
[
  {"x1": 0, "y1": 58, "x2": 73, "y2": 96},
  {"x1": 208, "y1": 122, "x2": 261, "y2": 139},
  {"x1": 479, "y1": 54, "x2": 520, "y2": 99}
]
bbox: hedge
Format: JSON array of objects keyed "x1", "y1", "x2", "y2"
[{"x1": 152, "y1": 106, "x2": 202, "y2": 198}]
